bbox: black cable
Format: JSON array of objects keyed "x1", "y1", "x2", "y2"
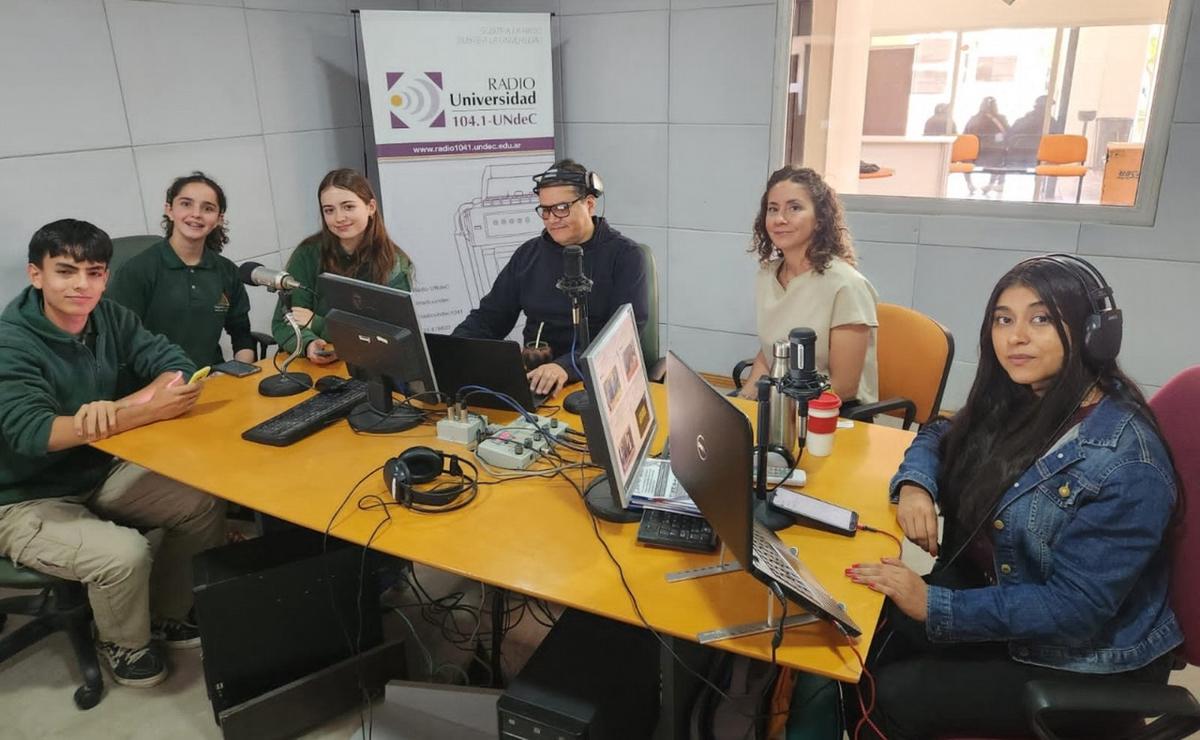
[{"x1": 558, "y1": 464, "x2": 790, "y2": 723}]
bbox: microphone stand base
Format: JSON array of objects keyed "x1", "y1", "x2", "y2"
[
  {"x1": 258, "y1": 372, "x2": 312, "y2": 397},
  {"x1": 562, "y1": 390, "x2": 590, "y2": 415},
  {"x1": 754, "y1": 498, "x2": 794, "y2": 531},
  {"x1": 584, "y1": 476, "x2": 642, "y2": 523}
]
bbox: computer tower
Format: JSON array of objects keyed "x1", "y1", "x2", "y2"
[
  {"x1": 497, "y1": 608, "x2": 659, "y2": 739},
  {"x1": 191, "y1": 529, "x2": 383, "y2": 723}
]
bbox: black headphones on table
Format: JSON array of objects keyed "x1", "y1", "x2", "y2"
[
  {"x1": 531, "y1": 165, "x2": 604, "y2": 198},
  {"x1": 383, "y1": 446, "x2": 478, "y2": 512},
  {"x1": 1016, "y1": 253, "x2": 1123, "y2": 364}
]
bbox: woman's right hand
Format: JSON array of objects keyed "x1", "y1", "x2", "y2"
[
  {"x1": 737, "y1": 379, "x2": 761, "y2": 400},
  {"x1": 896, "y1": 484, "x2": 939, "y2": 556},
  {"x1": 306, "y1": 339, "x2": 338, "y2": 365}
]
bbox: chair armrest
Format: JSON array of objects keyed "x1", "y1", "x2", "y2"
[
  {"x1": 251, "y1": 331, "x2": 276, "y2": 361},
  {"x1": 647, "y1": 357, "x2": 667, "y2": 384},
  {"x1": 731, "y1": 358, "x2": 755, "y2": 390},
  {"x1": 1024, "y1": 679, "x2": 1200, "y2": 740},
  {"x1": 844, "y1": 397, "x2": 918, "y2": 430}
]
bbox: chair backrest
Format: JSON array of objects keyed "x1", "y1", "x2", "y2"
[
  {"x1": 950, "y1": 134, "x2": 979, "y2": 163},
  {"x1": 1149, "y1": 366, "x2": 1200, "y2": 666},
  {"x1": 109, "y1": 234, "x2": 161, "y2": 274},
  {"x1": 876, "y1": 303, "x2": 954, "y2": 424},
  {"x1": 636, "y1": 242, "x2": 659, "y2": 364},
  {"x1": 1036, "y1": 134, "x2": 1088, "y2": 166}
]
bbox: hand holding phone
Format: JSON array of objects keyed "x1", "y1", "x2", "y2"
[{"x1": 188, "y1": 366, "x2": 211, "y2": 385}]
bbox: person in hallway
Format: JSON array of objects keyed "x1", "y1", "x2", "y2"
[
  {"x1": 0, "y1": 219, "x2": 226, "y2": 688},
  {"x1": 923, "y1": 102, "x2": 957, "y2": 136},
  {"x1": 1006, "y1": 95, "x2": 1051, "y2": 168},
  {"x1": 845, "y1": 255, "x2": 1180, "y2": 739},
  {"x1": 107, "y1": 172, "x2": 256, "y2": 368},
  {"x1": 964, "y1": 96, "x2": 1010, "y2": 196},
  {"x1": 270, "y1": 168, "x2": 414, "y2": 365},
  {"x1": 452, "y1": 158, "x2": 648, "y2": 397},
  {"x1": 738, "y1": 166, "x2": 878, "y2": 406}
]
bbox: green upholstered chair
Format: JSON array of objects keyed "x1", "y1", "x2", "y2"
[
  {"x1": 636, "y1": 243, "x2": 666, "y2": 382},
  {"x1": 0, "y1": 557, "x2": 103, "y2": 709},
  {"x1": 108, "y1": 235, "x2": 275, "y2": 359}
]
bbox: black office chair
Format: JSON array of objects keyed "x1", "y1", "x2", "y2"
[
  {"x1": 0, "y1": 557, "x2": 103, "y2": 709},
  {"x1": 636, "y1": 242, "x2": 666, "y2": 382},
  {"x1": 110, "y1": 235, "x2": 275, "y2": 359}
]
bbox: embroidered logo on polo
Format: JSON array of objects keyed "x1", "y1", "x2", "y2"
[
  {"x1": 386, "y1": 72, "x2": 446, "y2": 129},
  {"x1": 214, "y1": 292, "x2": 230, "y2": 314}
]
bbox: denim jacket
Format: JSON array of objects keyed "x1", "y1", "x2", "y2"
[{"x1": 889, "y1": 397, "x2": 1182, "y2": 673}]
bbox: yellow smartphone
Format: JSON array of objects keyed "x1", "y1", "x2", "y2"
[{"x1": 188, "y1": 366, "x2": 211, "y2": 385}]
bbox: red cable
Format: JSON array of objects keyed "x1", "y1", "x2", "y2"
[
  {"x1": 847, "y1": 640, "x2": 888, "y2": 740},
  {"x1": 857, "y1": 523, "x2": 904, "y2": 558}
]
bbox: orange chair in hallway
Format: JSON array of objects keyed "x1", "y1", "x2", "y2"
[
  {"x1": 1034, "y1": 134, "x2": 1089, "y2": 203},
  {"x1": 949, "y1": 134, "x2": 979, "y2": 173}
]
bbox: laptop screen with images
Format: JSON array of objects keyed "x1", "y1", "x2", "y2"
[{"x1": 580, "y1": 304, "x2": 656, "y2": 509}]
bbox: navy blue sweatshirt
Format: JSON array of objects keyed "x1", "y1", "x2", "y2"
[{"x1": 452, "y1": 218, "x2": 648, "y2": 381}]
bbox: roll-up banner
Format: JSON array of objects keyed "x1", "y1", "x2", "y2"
[{"x1": 359, "y1": 11, "x2": 556, "y2": 334}]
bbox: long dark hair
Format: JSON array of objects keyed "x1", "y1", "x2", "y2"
[
  {"x1": 749, "y1": 166, "x2": 855, "y2": 274},
  {"x1": 938, "y1": 258, "x2": 1168, "y2": 537},
  {"x1": 312, "y1": 169, "x2": 410, "y2": 284},
  {"x1": 161, "y1": 172, "x2": 229, "y2": 253}
]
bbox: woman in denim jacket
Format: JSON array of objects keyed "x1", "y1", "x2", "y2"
[{"x1": 846, "y1": 256, "x2": 1181, "y2": 739}]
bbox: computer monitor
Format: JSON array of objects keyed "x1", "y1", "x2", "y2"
[
  {"x1": 577, "y1": 304, "x2": 657, "y2": 521},
  {"x1": 319, "y1": 273, "x2": 438, "y2": 433}
]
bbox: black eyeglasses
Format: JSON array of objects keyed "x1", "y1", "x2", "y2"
[{"x1": 534, "y1": 195, "x2": 585, "y2": 220}]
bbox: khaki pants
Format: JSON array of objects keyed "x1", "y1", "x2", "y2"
[{"x1": 0, "y1": 462, "x2": 225, "y2": 649}]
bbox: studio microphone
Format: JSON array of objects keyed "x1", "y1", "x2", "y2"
[
  {"x1": 238, "y1": 261, "x2": 303, "y2": 292},
  {"x1": 555, "y1": 245, "x2": 593, "y2": 294}
]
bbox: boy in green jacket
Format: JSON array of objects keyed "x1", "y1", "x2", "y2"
[{"x1": 0, "y1": 219, "x2": 226, "y2": 688}]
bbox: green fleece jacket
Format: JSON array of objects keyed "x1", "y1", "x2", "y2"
[
  {"x1": 0, "y1": 287, "x2": 196, "y2": 506},
  {"x1": 270, "y1": 238, "x2": 413, "y2": 353}
]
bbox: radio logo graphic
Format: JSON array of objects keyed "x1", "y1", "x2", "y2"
[{"x1": 386, "y1": 72, "x2": 445, "y2": 129}]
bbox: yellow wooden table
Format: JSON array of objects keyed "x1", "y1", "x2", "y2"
[{"x1": 94, "y1": 360, "x2": 912, "y2": 683}]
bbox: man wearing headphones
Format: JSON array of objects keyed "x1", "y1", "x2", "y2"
[{"x1": 452, "y1": 158, "x2": 649, "y2": 397}]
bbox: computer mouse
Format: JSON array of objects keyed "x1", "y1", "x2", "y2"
[{"x1": 314, "y1": 375, "x2": 348, "y2": 393}]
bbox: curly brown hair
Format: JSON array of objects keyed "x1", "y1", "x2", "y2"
[
  {"x1": 161, "y1": 172, "x2": 229, "y2": 253},
  {"x1": 749, "y1": 166, "x2": 855, "y2": 274}
]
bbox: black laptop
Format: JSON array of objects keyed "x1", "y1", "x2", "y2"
[
  {"x1": 665, "y1": 351, "x2": 862, "y2": 637},
  {"x1": 424, "y1": 334, "x2": 548, "y2": 412}
]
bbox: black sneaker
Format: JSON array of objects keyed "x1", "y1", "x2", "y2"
[
  {"x1": 151, "y1": 615, "x2": 201, "y2": 649},
  {"x1": 97, "y1": 641, "x2": 166, "y2": 688}
]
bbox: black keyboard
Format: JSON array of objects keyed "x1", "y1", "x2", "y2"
[
  {"x1": 636, "y1": 509, "x2": 718, "y2": 553},
  {"x1": 242, "y1": 380, "x2": 368, "y2": 446}
]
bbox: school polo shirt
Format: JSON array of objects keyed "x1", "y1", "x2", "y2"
[{"x1": 107, "y1": 238, "x2": 254, "y2": 366}]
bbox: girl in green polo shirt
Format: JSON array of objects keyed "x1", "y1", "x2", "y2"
[
  {"x1": 108, "y1": 172, "x2": 256, "y2": 367},
  {"x1": 271, "y1": 168, "x2": 414, "y2": 364}
]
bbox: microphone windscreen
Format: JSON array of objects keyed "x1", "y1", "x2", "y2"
[
  {"x1": 563, "y1": 245, "x2": 583, "y2": 279},
  {"x1": 237, "y1": 261, "x2": 263, "y2": 286}
]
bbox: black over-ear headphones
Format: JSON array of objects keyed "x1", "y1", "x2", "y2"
[
  {"x1": 383, "y1": 446, "x2": 478, "y2": 512},
  {"x1": 532, "y1": 166, "x2": 604, "y2": 198},
  {"x1": 1016, "y1": 253, "x2": 1123, "y2": 364}
]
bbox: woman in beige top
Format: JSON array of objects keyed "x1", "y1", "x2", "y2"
[{"x1": 738, "y1": 166, "x2": 879, "y2": 404}]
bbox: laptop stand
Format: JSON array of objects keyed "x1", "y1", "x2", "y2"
[{"x1": 697, "y1": 589, "x2": 818, "y2": 645}]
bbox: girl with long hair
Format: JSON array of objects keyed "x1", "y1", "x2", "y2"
[
  {"x1": 739, "y1": 166, "x2": 879, "y2": 404},
  {"x1": 846, "y1": 256, "x2": 1181, "y2": 738},
  {"x1": 270, "y1": 168, "x2": 413, "y2": 364},
  {"x1": 108, "y1": 171, "x2": 255, "y2": 366}
]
